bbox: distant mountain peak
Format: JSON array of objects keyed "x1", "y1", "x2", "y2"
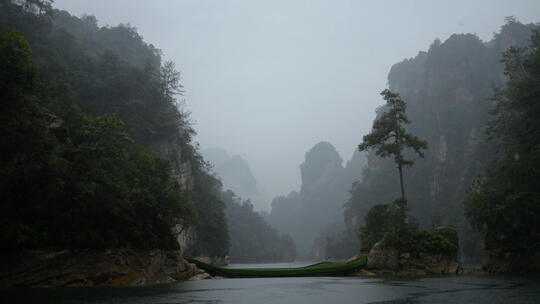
[{"x1": 203, "y1": 147, "x2": 258, "y2": 203}]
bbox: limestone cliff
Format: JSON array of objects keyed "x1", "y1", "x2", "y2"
[
  {"x1": 345, "y1": 21, "x2": 537, "y2": 261},
  {"x1": 267, "y1": 142, "x2": 366, "y2": 256},
  {"x1": 203, "y1": 147, "x2": 260, "y2": 208}
]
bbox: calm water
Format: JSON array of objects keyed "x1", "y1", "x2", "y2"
[{"x1": 3, "y1": 263, "x2": 539, "y2": 304}]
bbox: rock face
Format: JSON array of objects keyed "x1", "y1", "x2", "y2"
[
  {"x1": 345, "y1": 22, "x2": 538, "y2": 262},
  {"x1": 193, "y1": 256, "x2": 230, "y2": 267},
  {"x1": 399, "y1": 253, "x2": 460, "y2": 275},
  {"x1": 0, "y1": 249, "x2": 198, "y2": 288},
  {"x1": 366, "y1": 242, "x2": 399, "y2": 271},
  {"x1": 482, "y1": 232, "x2": 540, "y2": 273},
  {"x1": 366, "y1": 227, "x2": 460, "y2": 275},
  {"x1": 483, "y1": 253, "x2": 540, "y2": 273}
]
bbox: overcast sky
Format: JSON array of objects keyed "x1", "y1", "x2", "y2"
[{"x1": 54, "y1": 0, "x2": 540, "y2": 210}]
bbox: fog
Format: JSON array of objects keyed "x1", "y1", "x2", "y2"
[{"x1": 54, "y1": 0, "x2": 540, "y2": 210}]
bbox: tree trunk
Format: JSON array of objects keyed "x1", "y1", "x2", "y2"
[{"x1": 398, "y1": 164, "x2": 405, "y2": 203}]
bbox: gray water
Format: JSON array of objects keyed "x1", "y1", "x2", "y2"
[{"x1": 3, "y1": 264, "x2": 539, "y2": 304}]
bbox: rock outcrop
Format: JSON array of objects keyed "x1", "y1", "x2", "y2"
[
  {"x1": 482, "y1": 252, "x2": 540, "y2": 273},
  {"x1": 193, "y1": 256, "x2": 230, "y2": 267},
  {"x1": 482, "y1": 232, "x2": 540, "y2": 273},
  {"x1": 0, "y1": 248, "x2": 198, "y2": 288},
  {"x1": 366, "y1": 242, "x2": 399, "y2": 272},
  {"x1": 366, "y1": 227, "x2": 460, "y2": 275}
]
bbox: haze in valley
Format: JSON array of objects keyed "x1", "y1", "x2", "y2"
[{"x1": 53, "y1": 0, "x2": 540, "y2": 210}]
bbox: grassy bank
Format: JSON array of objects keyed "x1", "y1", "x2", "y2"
[{"x1": 185, "y1": 257, "x2": 367, "y2": 278}]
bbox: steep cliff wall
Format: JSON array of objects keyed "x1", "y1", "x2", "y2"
[{"x1": 345, "y1": 20, "x2": 537, "y2": 260}]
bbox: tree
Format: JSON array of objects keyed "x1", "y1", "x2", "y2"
[
  {"x1": 160, "y1": 60, "x2": 184, "y2": 101},
  {"x1": 0, "y1": 28, "x2": 196, "y2": 250},
  {"x1": 464, "y1": 30, "x2": 540, "y2": 265},
  {"x1": 359, "y1": 89, "x2": 427, "y2": 206},
  {"x1": 20, "y1": 0, "x2": 54, "y2": 16},
  {"x1": 358, "y1": 204, "x2": 404, "y2": 252}
]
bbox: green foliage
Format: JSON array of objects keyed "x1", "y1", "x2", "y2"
[
  {"x1": 359, "y1": 89, "x2": 427, "y2": 169},
  {"x1": 465, "y1": 30, "x2": 540, "y2": 255},
  {"x1": 0, "y1": 1, "x2": 231, "y2": 253},
  {"x1": 346, "y1": 20, "x2": 537, "y2": 260},
  {"x1": 0, "y1": 30, "x2": 194, "y2": 248},
  {"x1": 184, "y1": 171, "x2": 230, "y2": 257},
  {"x1": 50, "y1": 114, "x2": 194, "y2": 249},
  {"x1": 357, "y1": 90, "x2": 426, "y2": 254},
  {"x1": 358, "y1": 201, "x2": 406, "y2": 252},
  {"x1": 223, "y1": 190, "x2": 296, "y2": 263},
  {"x1": 0, "y1": 0, "x2": 53, "y2": 45},
  {"x1": 383, "y1": 227, "x2": 458, "y2": 257},
  {"x1": 359, "y1": 89, "x2": 427, "y2": 203},
  {"x1": 359, "y1": 200, "x2": 457, "y2": 256}
]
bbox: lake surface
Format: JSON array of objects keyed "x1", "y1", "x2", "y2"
[{"x1": 4, "y1": 263, "x2": 539, "y2": 304}]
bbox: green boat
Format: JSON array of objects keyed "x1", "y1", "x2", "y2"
[{"x1": 185, "y1": 257, "x2": 367, "y2": 278}]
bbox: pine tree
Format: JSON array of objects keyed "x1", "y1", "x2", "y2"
[{"x1": 359, "y1": 89, "x2": 427, "y2": 207}]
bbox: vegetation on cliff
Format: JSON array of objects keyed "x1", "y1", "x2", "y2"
[
  {"x1": 222, "y1": 190, "x2": 296, "y2": 263},
  {"x1": 358, "y1": 89, "x2": 427, "y2": 205},
  {"x1": 464, "y1": 29, "x2": 540, "y2": 271},
  {"x1": 355, "y1": 89, "x2": 456, "y2": 259},
  {"x1": 360, "y1": 203, "x2": 458, "y2": 257},
  {"x1": 0, "y1": 0, "x2": 229, "y2": 255},
  {"x1": 344, "y1": 19, "x2": 538, "y2": 260}
]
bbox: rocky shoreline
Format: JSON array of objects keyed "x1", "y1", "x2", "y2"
[
  {"x1": 0, "y1": 248, "x2": 202, "y2": 288},
  {"x1": 356, "y1": 227, "x2": 462, "y2": 275},
  {"x1": 2, "y1": 236, "x2": 535, "y2": 288}
]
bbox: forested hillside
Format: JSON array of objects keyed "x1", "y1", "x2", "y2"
[
  {"x1": 464, "y1": 28, "x2": 540, "y2": 272},
  {"x1": 0, "y1": 0, "x2": 228, "y2": 257},
  {"x1": 222, "y1": 190, "x2": 296, "y2": 263},
  {"x1": 344, "y1": 19, "x2": 538, "y2": 260}
]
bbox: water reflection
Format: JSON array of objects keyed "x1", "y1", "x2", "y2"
[{"x1": 5, "y1": 274, "x2": 540, "y2": 304}]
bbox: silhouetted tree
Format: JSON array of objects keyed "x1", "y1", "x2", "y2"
[
  {"x1": 160, "y1": 60, "x2": 184, "y2": 100},
  {"x1": 358, "y1": 89, "x2": 427, "y2": 207}
]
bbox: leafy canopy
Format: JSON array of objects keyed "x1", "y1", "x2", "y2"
[
  {"x1": 359, "y1": 89, "x2": 427, "y2": 168},
  {"x1": 0, "y1": 27, "x2": 195, "y2": 250},
  {"x1": 465, "y1": 30, "x2": 540, "y2": 254}
]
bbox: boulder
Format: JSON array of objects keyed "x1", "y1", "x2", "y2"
[
  {"x1": 188, "y1": 271, "x2": 212, "y2": 281},
  {"x1": 365, "y1": 227, "x2": 461, "y2": 274},
  {"x1": 366, "y1": 241, "x2": 399, "y2": 271}
]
